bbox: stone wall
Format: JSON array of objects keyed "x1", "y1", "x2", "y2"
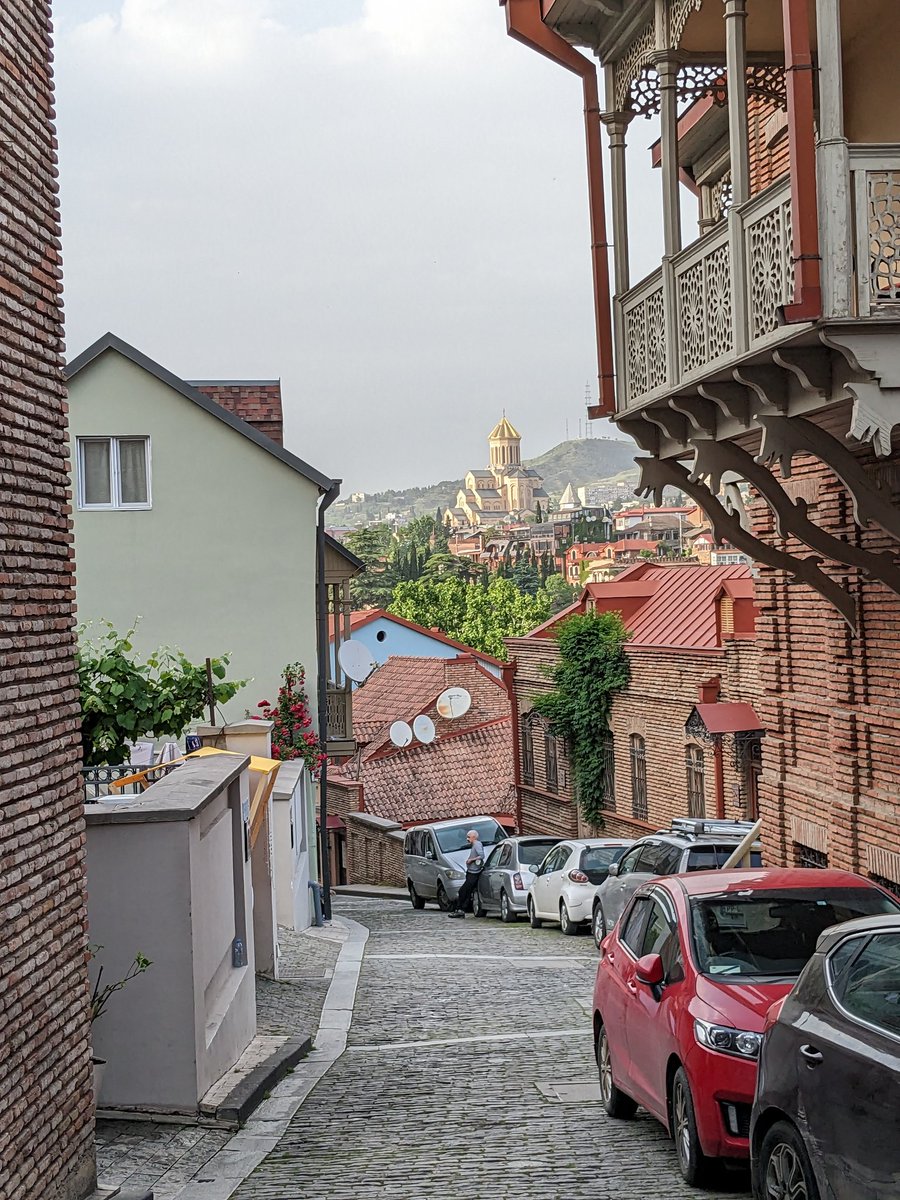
[
  {"x1": 0, "y1": 4, "x2": 95, "y2": 1197},
  {"x1": 344, "y1": 814, "x2": 406, "y2": 888}
]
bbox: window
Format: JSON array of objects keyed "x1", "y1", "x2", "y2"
[
  {"x1": 620, "y1": 896, "x2": 651, "y2": 955},
  {"x1": 545, "y1": 729, "x2": 559, "y2": 793},
  {"x1": 521, "y1": 715, "x2": 535, "y2": 785},
  {"x1": 580, "y1": 845, "x2": 629, "y2": 884},
  {"x1": 615, "y1": 845, "x2": 644, "y2": 877},
  {"x1": 641, "y1": 900, "x2": 683, "y2": 978},
  {"x1": 601, "y1": 730, "x2": 615, "y2": 808},
  {"x1": 686, "y1": 745, "x2": 705, "y2": 818},
  {"x1": 794, "y1": 843, "x2": 829, "y2": 870},
  {"x1": 77, "y1": 437, "x2": 151, "y2": 509},
  {"x1": 630, "y1": 734, "x2": 647, "y2": 820},
  {"x1": 484, "y1": 844, "x2": 506, "y2": 871},
  {"x1": 517, "y1": 839, "x2": 560, "y2": 868},
  {"x1": 870, "y1": 873, "x2": 900, "y2": 900},
  {"x1": 542, "y1": 845, "x2": 571, "y2": 876},
  {"x1": 830, "y1": 932, "x2": 900, "y2": 1037},
  {"x1": 434, "y1": 819, "x2": 506, "y2": 853},
  {"x1": 687, "y1": 845, "x2": 763, "y2": 871}
]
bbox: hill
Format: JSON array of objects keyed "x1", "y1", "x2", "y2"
[{"x1": 331, "y1": 437, "x2": 639, "y2": 527}]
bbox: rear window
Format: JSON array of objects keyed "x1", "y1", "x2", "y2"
[
  {"x1": 690, "y1": 887, "x2": 900, "y2": 979},
  {"x1": 580, "y1": 845, "x2": 629, "y2": 884},
  {"x1": 435, "y1": 819, "x2": 507, "y2": 853},
  {"x1": 686, "y1": 845, "x2": 763, "y2": 871},
  {"x1": 518, "y1": 839, "x2": 559, "y2": 867}
]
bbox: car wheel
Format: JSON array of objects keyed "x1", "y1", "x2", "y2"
[
  {"x1": 597, "y1": 1025, "x2": 637, "y2": 1119},
  {"x1": 671, "y1": 1066, "x2": 711, "y2": 1187},
  {"x1": 527, "y1": 898, "x2": 542, "y2": 929},
  {"x1": 436, "y1": 882, "x2": 451, "y2": 912},
  {"x1": 592, "y1": 904, "x2": 607, "y2": 949},
  {"x1": 472, "y1": 889, "x2": 486, "y2": 918},
  {"x1": 560, "y1": 901, "x2": 579, "y2": 936},
  {"x1": 759, "y1": 1121, "x2": 821, "y2": 1200},
  {"x1": 408, "y1": 883, "x2": 425, "y2": 910},
  {"x1": 500, "y1": 890, "x2": 517, "y2": 923}
]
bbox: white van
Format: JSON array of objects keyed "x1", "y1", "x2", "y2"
[{"x1": 404, "y1": 816, "x2": 509, "y2": 910}]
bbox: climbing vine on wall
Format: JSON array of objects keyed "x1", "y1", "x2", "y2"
[{"x1": 531, "y1": 611, "x2": 630, "y2": 827}]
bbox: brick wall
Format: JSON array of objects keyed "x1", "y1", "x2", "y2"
[
  {"x1": 192, "y1": 382, "x2": 283, "y2": 445},
  {"x1": 344, "y1": 815, "x2": 406, "y2": 887},
  {"x1": 0, "y1": 5, "x2": 95, "y2": 1198},
  {"x1": 751, "y1": 459, "x2": 900, "y2": 883}
]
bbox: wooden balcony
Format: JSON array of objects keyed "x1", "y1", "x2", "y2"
[{"x1": 325, "y1": 684, "x2": 355, "y2": 758}]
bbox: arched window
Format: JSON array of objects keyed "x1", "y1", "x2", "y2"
[
  {"x1": 521, "y1": 714, "x2": 535, "y2": 785},
  {"x1": 601, "y1": 730, "x2": 615, "y2": 809},
  {"x1": 545, "y1": 729, "x2": 559, "y2": 793},
  {"x1": 630, "y1": 734, "x2": 647, "y2": 820},
  {"x1": 686, "y1": 745, "x2": 705, "y2": 818}
]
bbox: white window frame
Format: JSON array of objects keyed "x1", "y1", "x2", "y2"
[{"x1": 77, "y1": 436, "x2": 152, "y2": 511}]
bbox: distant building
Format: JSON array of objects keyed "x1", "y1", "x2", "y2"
[
  {"x1": 450, "y1": 417, "x2": 549, "y2": 527},
  {"x1": 328, "y1": 609, "x2": 504, "y2": 678}
]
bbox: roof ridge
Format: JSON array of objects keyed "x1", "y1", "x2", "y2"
[{"x1": 366, "y1": 715, "x2": 510, "y2": 763}]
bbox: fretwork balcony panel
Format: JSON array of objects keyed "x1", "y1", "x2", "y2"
[{"x1": 851, "y1": 147, "x2": 900, "y2": 317}]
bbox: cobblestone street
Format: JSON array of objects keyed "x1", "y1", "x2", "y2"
[{"x1": 234, "y1": 897, "x2": 752, "y2": 1200}]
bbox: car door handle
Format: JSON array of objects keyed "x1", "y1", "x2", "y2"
[
  {"x1": 799, "y1": 1044, "x2": 823, "y2": 1066},
  {"x1": 626, "y1": 980, "x2": 637, "y2": 994}
]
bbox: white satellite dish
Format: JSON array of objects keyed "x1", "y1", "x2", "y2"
[
  {"x1": 413, "y1": 714, "x2": 436, "y2": 745},
  {"x1": 338, "y1": 639, "x2": 377, "y2": 683},
  {"x1": 435, "y1": 687, "x2": 471, "y2": 720},
  {"x1": 389, "y1": 720, "x2": 413, "y2": 748}
]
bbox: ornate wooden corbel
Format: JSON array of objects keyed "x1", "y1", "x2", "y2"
[
  {"x1": 642, "y1": 407, "x2": 690, "y2": 445},
  {"x1": 733, "y1": 365, "x2": 789, "y2": 413},
  {"x1": 635, "y1": 455, "x2": 857, "y2": 627},
  {"x1": 698, "y1": 382, "x2": 753, "y2": 428},
  {"x1": 617, "y1": 416, "x2": 660, "y2": 456},
  {"x1": 669, "y1": 396, "x2": 718, "y2": 435},
  {"x1": 772, "y1": 347, "x2": 831, "y2": 402}
]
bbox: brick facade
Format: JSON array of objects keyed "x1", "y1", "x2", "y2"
[
  {"x1": 192, "y1": 382, "x2": 284, "y2": 445},
  {"x1": 0, "y1": 5, "x2": 95, "y2": 1197},
  {"x1": 344, "y1": 814, "x2": 406, "y2": 888},
  {"x1": 751, "y1": 459, "x2": 900, "y2": 885}
]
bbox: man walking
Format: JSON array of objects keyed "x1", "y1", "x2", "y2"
[{"x1": 448, "y1": 829, "x2": 485, "y2": 918}]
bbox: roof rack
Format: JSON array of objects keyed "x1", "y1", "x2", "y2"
[{"x1": 667, "y1": 817, "x2": 759, "y2": 839}]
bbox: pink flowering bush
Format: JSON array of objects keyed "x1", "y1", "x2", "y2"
[{"x1": 254, "y1": 662, "x2": 325, "y2": 777}]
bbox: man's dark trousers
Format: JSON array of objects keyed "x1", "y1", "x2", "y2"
[{"x1": 454, "y1": 871, "x2": 480, "y2": 913}]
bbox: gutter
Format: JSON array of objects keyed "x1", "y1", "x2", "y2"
[
  {"x1": 316, "y1": 479, "x2": 341, "y2": 919},
  {"x1": 502, "y1": 0, "x2": 616, "y2": 418}
]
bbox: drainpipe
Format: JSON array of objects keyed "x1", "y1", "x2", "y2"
[
  {"x1": 501, "y1": 659, "x2": 524, "y2": 832},
  {"x1": 317, "y1": 480, "x2": 341, "y2": 919},
  {"x1": 781, "y1": 0, "x2": 822, "y2": 322},
  {"x1": 503, "y1": 0, "x2": 616, "y2": 418}
]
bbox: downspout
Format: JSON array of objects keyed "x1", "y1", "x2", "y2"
[
  {"x1": 503, "y1": 0, "x2": 616, "y2": 418},
  {"x1": 316, "y1": 479, "x2": 341, "y2": 920},
  {"x1": 782, "y1": 0, "x2": 822, "y2": 322},
  {"x1": 501, "y1": 659, "x2": 524, "y2": 832}
]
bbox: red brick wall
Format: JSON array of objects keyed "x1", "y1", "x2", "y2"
[
  {"x1": 0, "y1": 5, "x2": 95, "y2": 1197},
  {"x1": 344, "y1": 816, "x2": 406, "y2": 887},
  {"x1": 751, "y1": 459, "x2": 900, "y2": 884},
  {"x1": 193, "y1": 382, "x2": 283, "y2": 445}
]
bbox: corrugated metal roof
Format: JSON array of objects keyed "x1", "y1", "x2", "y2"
[{"x1": 693, "y1": 702, "x2": 764, "y2": 734}]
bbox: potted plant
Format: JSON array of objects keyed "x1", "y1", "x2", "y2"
[{"x1": 89, "y1": 947, "x2": 152, "y2": 1100}]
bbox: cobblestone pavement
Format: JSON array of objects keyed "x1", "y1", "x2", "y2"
[{"x1": 233, "y1": 898, "x2": 752, "y2": 1200}]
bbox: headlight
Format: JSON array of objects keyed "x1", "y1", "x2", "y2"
[
  {"x1": 445, "y1": 869, "x2": 464, "y2": 881},
  {"x1": 694, "y1": 1018, "x2": 761, "y2": 1060}
]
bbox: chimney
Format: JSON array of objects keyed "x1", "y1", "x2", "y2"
[
  {"x1": 698, "y1": 676, "x2": 721, "y2": 705},
  {"x1": 191, "y1": 380, "x2": 284, "y2": 446}
]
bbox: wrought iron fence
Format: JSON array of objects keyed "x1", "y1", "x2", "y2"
[{"x1": 81, "y1": 762, "x2": 178, "y2": 802}]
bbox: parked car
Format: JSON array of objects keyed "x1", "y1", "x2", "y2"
[
  {"x1": 472, "y1": 835, "x2": 561, "y2": 922},
  {"x1": 404, "y1": 816, "x2": 509, "y2": 910},
  {"x1": 592, "y1": 868, "x2": 900, "y2": 1187},
  {"x1": 591, "y1": 818, "x2": 763, "y2": 948},
  {"x1": 751, "y1": 912, "x2": 900, "y2": 1200},
  {"x1": 527, "y1": 839, "x2": 633, "y2": 935}
]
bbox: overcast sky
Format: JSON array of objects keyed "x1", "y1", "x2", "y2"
[{"x1": 55, "y1": 0, "x2": 665, "y2": 493}]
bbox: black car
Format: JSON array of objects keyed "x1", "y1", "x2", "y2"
[{"x1": 751, "y1": 912, "x2": 900, "y2": 1200}]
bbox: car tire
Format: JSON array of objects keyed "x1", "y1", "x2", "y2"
[
  {"x1": 592, "y1": 904, "x2": 607, "y2": 949},
  {"x1": 758, "y1": 1121, "x2": 821, "y2": 1200},
  {"x1": 436, "y1": 882, "x2": 451, "y2": 912},
  {"x1": 408, "y1": 883, "x2": 425, "y2": 910},
  {"x1": 671, "y1": 1066, "x2": 712, "y2": 1187},
  {"x1": 500, "y1": 890, "x2": 517, "y2": 923},
  {"x1": 472, "y1": 889, "x2": 487, "y2": 918},
  {"x1": 597, "y1": 1024, "x2": 637, "y2": 1119},
  {"x1": 560, "y1": 901, "x2": 579, "y2": 936},
  {"x1": 527, "y1": 898, "x2": 542, "y2": 929}
]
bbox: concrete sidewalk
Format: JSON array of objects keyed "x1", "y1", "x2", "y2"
[{"x1": 331, "y1": 884, "x2": 408, "y2": 902}]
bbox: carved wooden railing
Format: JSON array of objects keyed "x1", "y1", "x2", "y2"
[
  {"x1": 325, "y1": 685, "x2": 352, "y2": 743},
  {"x1": 850, "y1": 146, "x2": 900, "y2": 317}
]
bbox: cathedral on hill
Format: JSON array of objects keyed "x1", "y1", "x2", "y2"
[{"x1": 450, "y1": 417, "x2": 549, "y2": 528}]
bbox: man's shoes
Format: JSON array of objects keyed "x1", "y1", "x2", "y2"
[{"x1": 447, "y1": 910, "x2": 464, "y2": 919}]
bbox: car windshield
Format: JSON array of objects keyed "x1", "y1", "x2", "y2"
[
  {"x1": 581, "y1": 845, "x2": 629, "y2": 884},
  {"x1": 686, "y1": 846, "x2": 763, "y2": 871},
  {"x1": 691, "y1": 888, "x2": 900, "y2": 978},
  {"x1": 518, "y1": 840, "x2": 559, "y2": 867},
  {"x1": 435, "y1": 820, "x2": 507, "y2": 853}
]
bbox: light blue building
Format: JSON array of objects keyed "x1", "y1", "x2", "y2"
[{"x1": 330, "y1": 609, "x2": 503, "y2": 679}]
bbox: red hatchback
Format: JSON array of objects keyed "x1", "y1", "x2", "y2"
[{"x1": 592, "y1": 868, "x2": 900, "y2": 1187}]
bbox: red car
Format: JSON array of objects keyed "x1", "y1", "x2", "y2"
[{"x1": 592, "y1": 868, "x2": 900, "y2": 1187}]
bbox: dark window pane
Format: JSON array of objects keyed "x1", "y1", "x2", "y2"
[
  {"x1": 435, "y1": 819, "x2": 506, "y2": 853},
  {"x1": 518, "y1": 839, "x2": 559, "y2": 867},
  {"x1": 686, "y1": 746, "x2": 705, "y2": 818},
  {"x1": 630, "y1": 735, "x2": 647, "y2": 820},
  {"x1": 621, "y1": 897, "x2": 650, "y2": 954},
  {"x1": 833, "y1": 933, "x2": 900, "y2": 1035},
  {"x1": 580, "y1": 845, "x2": 628, "y2": 884}
]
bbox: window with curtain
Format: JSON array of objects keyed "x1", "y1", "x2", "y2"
[
  {"x1": 686, "y1": 745, "x2": 706, "y2": 818},
  {"x1": 521, "y1": 714, "x2": 535, "y2": 786},
  {"x1": 544, "y1": 728, "x2": 559, "y2": 793},
  {"x1": 78, "y1": 437, "x2": 150, "y2": 508},
  {"x1": 630, "y1": 734, "x2": 647, "y2": 820}
]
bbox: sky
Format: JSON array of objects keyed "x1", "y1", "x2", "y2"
[{"x1": 54, "y1": 0, "x2": 666, "y2": 494}]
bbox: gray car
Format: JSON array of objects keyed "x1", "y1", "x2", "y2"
[
  {"x1": 472, "y1": 835, "x2": 561, "y2": 922},
  {"x1": 404, "y1": 816, "x2": 509, "y2": 910},
  {"x1": 591, "y1": 817, "x2": 762, "y2": 948}
]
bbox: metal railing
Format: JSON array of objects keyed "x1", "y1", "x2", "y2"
[{"x1": 81, "y1": 762, "x2": 179, "y2": 802}]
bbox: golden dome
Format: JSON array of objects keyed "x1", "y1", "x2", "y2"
[{"x1": 488, "y1": 415, "x2": 521, "y2": 441}]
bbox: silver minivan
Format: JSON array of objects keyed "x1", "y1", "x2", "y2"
[{"x1": 404, "y1": 816, "x2": 509, "y2": 910}]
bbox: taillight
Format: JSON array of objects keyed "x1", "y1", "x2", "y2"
[
  {"x1": 512, "y1": 872, "x2": 525, "y2": 891},
  {"x1": 568, "y1": 869, "x2": 589, "y2": 883}
]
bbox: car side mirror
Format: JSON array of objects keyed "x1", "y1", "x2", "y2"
[
  {"x1": 635, "y1": 953, "x2": 665, "y2": 988},
  {"x1": 607, "y1": 863, "x2": 619, "y2": 878},
  {"x1": 425, "y1": 850, "x2": 435, "y2": 862}
]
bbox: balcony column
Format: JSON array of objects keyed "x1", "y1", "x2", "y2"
[
  {"x1": 816, "y1": 0, "x2": 851, "y2": 316},
  {"x1": 600, "y1": 99, "x2": 634, "y2": 296},
  {"x1": 657, "y1": 55, "x2": 682, "y2": 256},
  {"x1": 723, "y1": 0, "x2": 751, "y2": 206}
]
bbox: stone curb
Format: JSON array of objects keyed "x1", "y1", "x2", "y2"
[
  {"x1": 204, "y1": 1035, "x2": 314, "y2": 1127},
  {"x1": 331, "y1": 885, "x2": 408, "y2": 902}
]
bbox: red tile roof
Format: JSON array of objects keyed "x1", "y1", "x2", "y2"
[{"x1": 349, "y1": 656, "x2": 450, "y2": 745}]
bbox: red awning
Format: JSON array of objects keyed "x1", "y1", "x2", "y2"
[
  {"x1": 326, "y1": 815, "x2": 345, "y2": 830},
  {"x1": 694, "y1": 702, "x2": 763, "y2": 734}
]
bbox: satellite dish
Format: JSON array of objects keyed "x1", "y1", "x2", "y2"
[
  {"x1": 338, "y1": 639, "x2": 377, "y2": 683},
  {"x1": 413, "y1": 714, "x2": 436, "y2": 745},
  {"x1": 436, "y1": 687, "x2": 471, "y2": 720},
  {"x1": 389, "y1": 720, "x2": 413, "y2": 748}
]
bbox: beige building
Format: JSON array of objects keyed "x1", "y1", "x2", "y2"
[{"x1": 451, "y1": 416, "x2": 548, "y2": 527}]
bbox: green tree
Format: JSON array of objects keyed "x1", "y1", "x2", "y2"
[
  {"x1": 389, "y1": 577, "x2": 469, "y2": 641},
  {"x1": 344, "y1": 524, "x2": 398, "y2": 607},
  {"x1": 459, "y1": 577, "x2": 550, "y2": 658},
  {"x1": 531, "y1": 611, "x2": 630, "y2": 826},
  {"x1": 534, "y1": 501, "x2": 543, "y2": 523},
  {"x1": 510, "y1": 561, "x2": 541, "y2": 596},
  {"x1": 538, "y1": 573, "x2": 578, "y2": 614},
  {"x1": 421, "y1": 551, "x2": 473, "y2": 581}
]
